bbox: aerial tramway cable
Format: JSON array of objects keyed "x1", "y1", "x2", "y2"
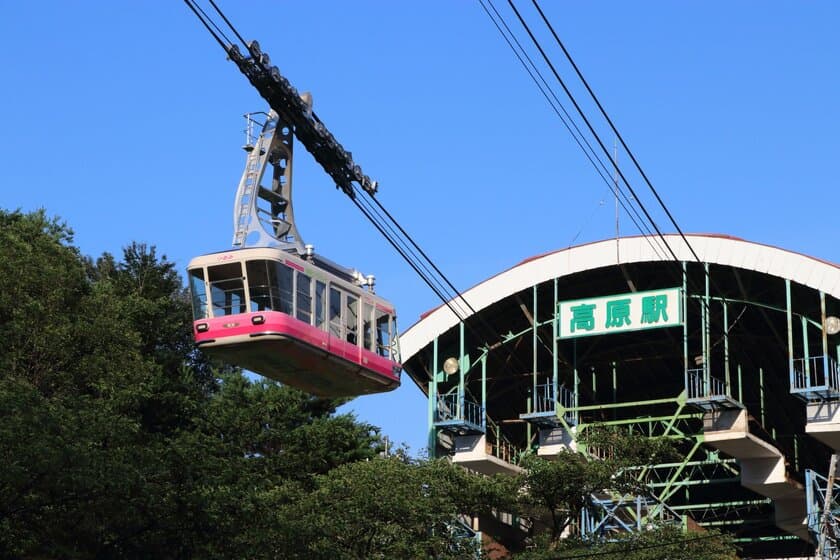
[
  {"x1": 183, "y1": 0, "x2": 556, "y2": 394},
  {"x1": 478, "y1": 0, "x2": 670, "y2": 263}
]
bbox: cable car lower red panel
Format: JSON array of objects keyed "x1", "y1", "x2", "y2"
[{"x1": 194, "y1": 311, "x2": 401, "y2": 397}]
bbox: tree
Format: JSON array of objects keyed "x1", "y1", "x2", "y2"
[
  {"x1": 515, "y1": 525, "x2": 737, "y2": 560},
  {"x1": 272, "y1": 457, "x2": 516, "y2": 560},
  {"x1": 0, "y1": 209, "x2": 388, "y2": 558}
]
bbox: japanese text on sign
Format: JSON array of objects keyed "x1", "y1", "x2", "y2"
[{"x1": 557, "y1": 287, "x2": 682, "y2": 339}]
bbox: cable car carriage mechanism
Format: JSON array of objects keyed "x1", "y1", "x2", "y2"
[{"x1": 187, "y1": 95, "x2": 401, "y2": 397}]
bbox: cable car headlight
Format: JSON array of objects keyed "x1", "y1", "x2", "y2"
[
  {"x1": 196, "y1": 323, "x2": 209, "y2": 333},
  {"x1": 252, "y1": 315, "x2": 266, "y2": 325}
]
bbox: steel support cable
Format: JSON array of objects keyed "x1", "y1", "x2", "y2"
[
  {"x1": 478, "y1": 0, "x2": 670, "y2": 263},
  {"x1": 502, "y1": 0, "x2": 733, "y2": 337},
  {"x1": 525, "y1": 1, "x2": 744, "y2": 337},
  {"x1": 350, "y1": 187, "x2": 473, "y2": 320},
  {"x1": 182, "y1": 1, "x2": 640, "y2": 401},
  {"x1": 353, "y1": 185, "x2": 552, "y2": 398},
  {"x1": 504, "y1": 0, "x2": 684, "y2": 269},
  {"x1": 207, "y1": 0, "x2": 249, "y2": 47},
  {"x1": 500, "y1": 0, "x2": 747, "y2": 353},
  {"x1": 354, "y1": 187, "x2": 545, "y2": 399},
  {"x1": 349, "y1": 195, "x2": 471, "y2": 323},
  {"x1": 530, "y1": 0, "x2": 705, "y2": 266},
  {"x1": 184, "y1": 0, "x2": 233, "y2": 51}
]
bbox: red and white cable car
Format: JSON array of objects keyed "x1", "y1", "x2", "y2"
[{"x1": 187, "y1": 103, "x2": 401, "y2": 397}]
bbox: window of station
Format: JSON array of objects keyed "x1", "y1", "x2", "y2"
[
  {"x1": 188, "y1": 267, "x2": 208, "y2": 321},
  {"x1": 208, "y1": 262, "x2": 246, "y2": 317},
  {"x1": 246, "y1": 260, "x2": 272, "y2": 311},
  {"x1": 296, "y1": 273, "x2": 312, "y2": 324},
  {"x1": 315, "y1": 281, "x2": 326, "y2": 330},
  {"x1": 346, "y1": 295, "x2": 358, "y2": 345},
  {"x1": 363, "y1": 302, "x2": 374, "y2": 352},
  {"x1": 329, "y1": 286, "x2": 342, "y2": 338},
  {"x1": 375, "y1": 308, "x2": 391, "y2": 358}
]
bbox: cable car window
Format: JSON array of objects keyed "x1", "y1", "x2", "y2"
[
  {"x1": 315, "y1": 281, "x2": 326, "y2": 330},
  {"x1": 188, "y1": 268, "x2": 207, "y2": 320},
  {"x1": 346, "y1": 295, "x2": 358, "y2": 345},
  {"x1": 246, "y1": 260, "x2": 272, "y2": 311},
  {"x1": 375, "y1": 308, "x2": 390, "y2": 358},
  {"x1": 270, "y1": 262, "x2": 293, "y2": 314},
  {"x1": 329, "y1": 286, "x2": 342, "y2": 338},
  {"x1": 363, "y1": 302, "x2": 374, "y2": 351},
  {"x1": 208, "y1": 262, "x2": 245, "y2": 317},
  {"x1": 296, "y1": 272, "x2": 312, "y2": 324}
]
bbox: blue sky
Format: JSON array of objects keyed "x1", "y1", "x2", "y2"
[{"x1": 2, "y1": 2, "x2": 839, "y2": 454}]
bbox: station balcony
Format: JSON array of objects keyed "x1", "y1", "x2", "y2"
[
  {"x1": 791, "y1": 355, "x2": 840, "y2": 402},
  {"x1": 685, "y1": 367, "x2": 743, "y2": 411},
  {"x1": 790, "y1": 356, "x2": 840, "y2": 450},
  {"x1": 434, "y1": 392, "x2": 485, "y2": 435},
  {"x1": 450, "y1": 420, "x2": 524, "y2": 477},
  {"x1": 519, "y1": 382, "x2": 578, "y2": 427}
]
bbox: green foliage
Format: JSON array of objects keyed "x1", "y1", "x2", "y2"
[
  {"x1": 515, "y1": 525, "x2": 737, "y2": 560},
  {"x1": 276, "y1": 457, "x2": 516, "y2": 560},
  {"x1": 518, "y1": 452, "x2": 620, "y2": 540},
  {"x1": 0, "y1": 209, "x2": 388, "y2": 558},
  {"x1": 578, "y1": 425, "x2": 681, "y2": 467},
  {"x1": 0, "y1": 209, "x2": 739, "y2": 559}
]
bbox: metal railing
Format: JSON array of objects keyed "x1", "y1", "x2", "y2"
[
  {"x1": 792, "y1": 355, "x2": 840, "y2": 394},
  {"x1": 533, "y1": 382, "x2": 555, "y2": 414},
  {"x1": 485, "y1": 422, "x2": 523, "y2": 465},
  {"x1": 435, "y1": 393, "x2": 484, "y2": 429},
  {"x1": 531, "y1": 382, "x2": 577, "y2": 425},
  {"x1": 686, "y1": 368, "x2": 727, "y2": 400}
]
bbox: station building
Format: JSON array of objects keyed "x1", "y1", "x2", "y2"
[{"x1": 400, "y1": 234, "x2": 840, "y2": 557}]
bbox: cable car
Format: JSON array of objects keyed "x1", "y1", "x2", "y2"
[
  {"x1": 187, "y1": 247, "x2": 401, "y2": 396},
  {"x1": 187, "y1": 106, "x2": 401, "y2": 397}
]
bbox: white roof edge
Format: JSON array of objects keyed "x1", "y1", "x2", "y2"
[{"x1": 399, "y1": 234, "x2": 840, "y2": 361}]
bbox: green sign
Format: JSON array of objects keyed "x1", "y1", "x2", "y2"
[{"x1": 557, "y1": 287, "x2": 682, "y2": 339}]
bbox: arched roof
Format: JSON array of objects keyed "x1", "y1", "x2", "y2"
[{"x1": 400, "y1": 234, "x2": 840, "y2": 361}]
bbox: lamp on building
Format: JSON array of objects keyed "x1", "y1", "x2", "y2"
[
  {"x1": 443, "y1": 357, "x2": 460, "y2": 376},
  {"x1": 825, "y1": 316, "x2": 840, "y2": 336}
]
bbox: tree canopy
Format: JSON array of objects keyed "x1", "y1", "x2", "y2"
[{"x1": 0, "y1": 209, "x2": 739, "y2": 559}]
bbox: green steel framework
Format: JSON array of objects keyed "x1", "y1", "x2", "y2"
[{"x1": 420, "y1": 260, "x2": 840, "y2": 554}]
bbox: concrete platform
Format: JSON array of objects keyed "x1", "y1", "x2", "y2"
[
  {"x1": 452, "y1": 434, "x2": 523, "y2": 476},
  {"x1": 536, "y1": 427, "x2": 577, "y2": 457},
  {"x1": 703, "y1": 409, "x2": 809, "y2": 541},
  {"x1": 805, "y1": 400, "x2": 840, "y2": 450}
]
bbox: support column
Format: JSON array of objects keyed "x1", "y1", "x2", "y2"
[
  {"x1": 428, "y1": 336, "x2": 439, "y2": 457},
  {"x1": 724, "y1": 301, "x2": 731, "y2": 395},
  {"x1": 458, "y1": 321, "x2": 465, "y2": 416},
  {"x1": 553, "y1": 278, "x2": 559, "y2": 418},
  {"x1": 704, "y1": 263, "x2": 711, "y2": 391},
  {"x1": 481, "y1": 354, "x2": 487, "y2": 430},
  {"x1": 821, "y1": 292, "x2": 829, "y2": 381},
  {"x1": 786, "y1": 279, "x2": 794, "y2": 388}
]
